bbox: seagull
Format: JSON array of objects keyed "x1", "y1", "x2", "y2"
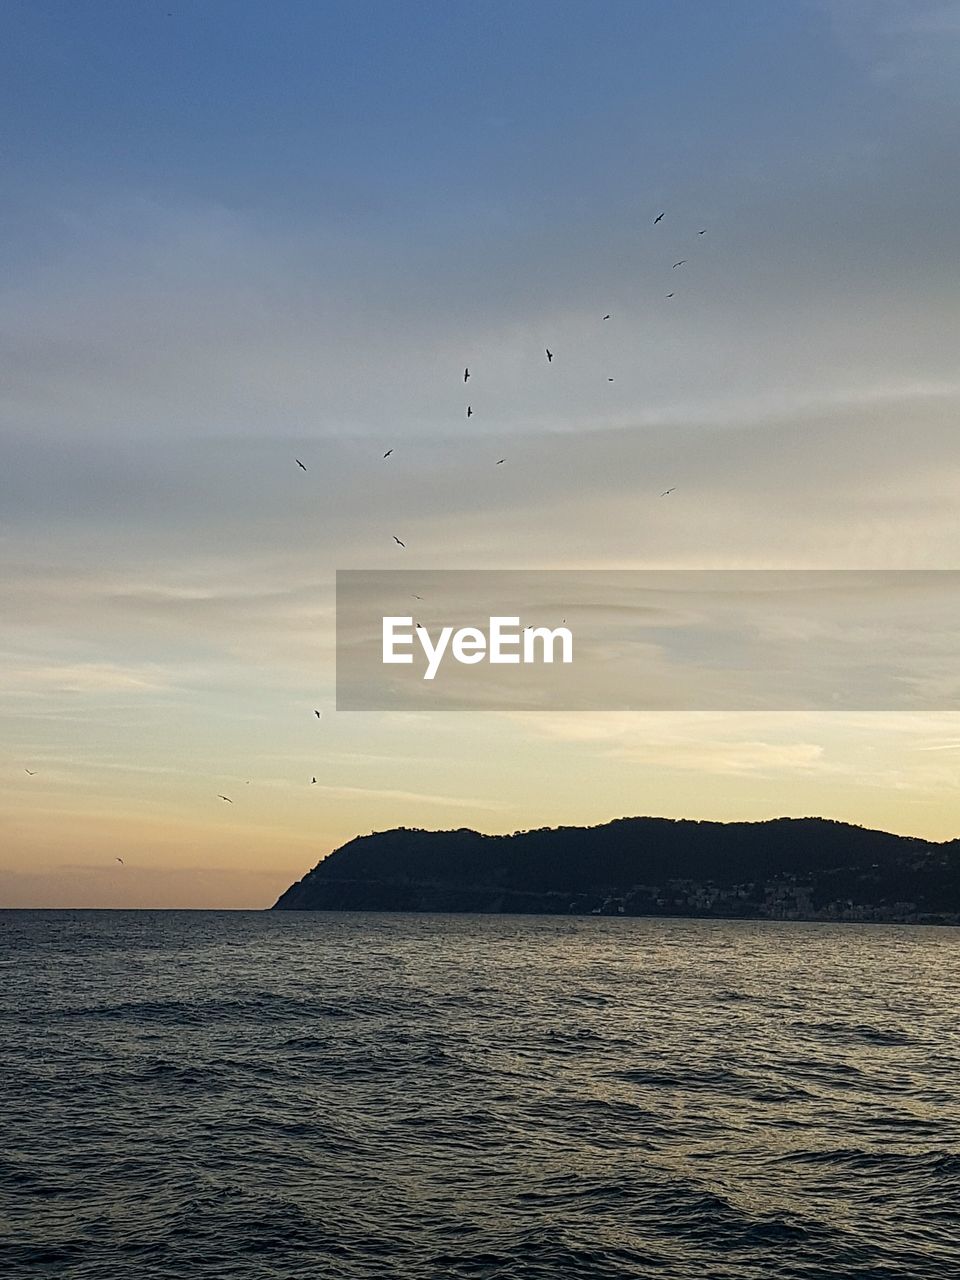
[
  {"x1": 383, "y1": 449, "x2": 393, "y2": 458},
  {"x1": 698, "y1": 229, "x2": 706, "y2": 235},
  {"x1": 116, "y1": 857, "x2": 124, "y2": 865},
  {"x1": 672, "y1": 260, "x2": 687, "y2": 268},
  {"x1": 311, "y1": 777, "x2": 317, "y2": 784},
  {"x1": 496, "y1": 458, "x2": 505, "y2": 465},
  {"x1": 654, "y1": 212, "x2": 664, "y2": 224},
  {"x1": 314, "y1": 710, "x2": 322, "y2": 719},
  {"x1": 666, "y1": 293, "x2": 674, "y2": 298},
  {"x1": 603, "y1": 314, "x2": 611, "y2": 320},
  {"x1": 218, "y1": 795, "x2": 233, "y2": 803},
  {"x1": 545, "y1": 349, "x2": 553, "y2": 362},
  {"x1": 464, "y1": 368, "x2": 470, "y2": 383},
  {"x1": 24, "y1": 768, "x2": 36, "y2": 775},
  {"x1": 296, "y1": 459, "x2": 306, "y2": 471},
  {"x1": 466, "y1": 405, "x2": 473, "y2": 418},
  {"x1": 661, "y1": 487, "x2": 676, "y2": 496},
  {"x1": 393, "y1": 536, "x2": 405, "y2": 547}
]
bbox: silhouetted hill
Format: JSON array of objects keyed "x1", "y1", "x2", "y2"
[{"x1": 272, "y1": 817, "x2": 960, "y2": 923}]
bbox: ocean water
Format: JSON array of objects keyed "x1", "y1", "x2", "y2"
[{"x1": 1, "y1": 911, "x2": 958, "y2": 1280}]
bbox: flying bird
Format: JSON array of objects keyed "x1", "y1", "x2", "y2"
[
  {"x1": 314, "y1": 710, "x2": 322, "y2": 719},
  {"x1": 311, "y1": 777, "x2": 317, "y2": 784},
  {"x1": 545, "y1": 349, "x2": 553, "y2": 362},
  {"x1": 383, "y1": 449, "x2": 393, "y2": 458},
  {"x1": 661, "y1": 487, "x2": 676, "y2": 496},
  {"x1": 672, "y1": 260, "x2": 687, "y2": 268},
  {"x1": 466, "y1": 405, "x2": 473, "y2": 418},
  {"x1": 24, "y1": 768, "x2": 36, "y2": 775},
  {"x1": 665, "y1": 293, "x2": 674, "y2": 298},
  {"x1": 464, "y1": 368, "x2": 470, "y2": 383},
  {"x1": 296, "y1": 459, "x2": 306, "y2": 471},
  {"x1": 607, "y1": 378, "x2": 614, "y2": 382},
  {"x1": 698, "y1": 229, "x2": 706, "y2": 235},
  {"x1": 603, "y1": 314, "x2": 611, "y2": 320},
  {"x1": 496, "y1": 458, "x2": 505, "y2": 465},
  {"x1": 654, "y1": 212, "x2": 664, "y2": 224},
  {"x1": 393, "y1": 536, "x2": 405, "y2": 547},
  {"x1": 116, "y1": 857, "x2": 124, "y2": 865},
  {"x1": 218, "y1": 795, "x2": 233, "y2": 803}
]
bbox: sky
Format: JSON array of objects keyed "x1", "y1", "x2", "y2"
[{"x1": 3, "y1": 0, "x2": 960, "y2": 907}]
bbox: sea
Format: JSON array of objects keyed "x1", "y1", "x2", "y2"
[{"x1": 1, "y1": 910, "x2": 958, "y2": 1280}]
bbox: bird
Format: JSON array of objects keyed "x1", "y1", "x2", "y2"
[
  {"x1": 496, "y1": 458, "x2": 505, "y2": 465},
  {"x1": 383, "y1": 449, "x2": 393, "y2": 458},
  {"x1": 607, "y1": 378, "x2": 614, "y2": 382},
  {"x1": 393, "y1": 536, "x2": 405, "y2": 547},
  {"x1": 116, "y1": 857, "x2": 124, "y2": 865},
  {"x1": 661, "y1": 487, "x2": 676, "y2": 496},
  {"x1": 464, "y1": 367, "x2": 470, "y2": 383},
  {"x1": 412, "y1": 594, "x2": 423, "y2": 600},
  {"x1": 666, "y1": 292, "x2": 674, "y2": 298},
  {"x1": 296, "y1": 458, "x2": 306, "y2": 471},
  {"x1": 218, "y1": 795, "x2": 233, "y2": 803},
  {"x1": 314, "y1": 710, "x2": 322, "y2": 719},
  {"x1": 311, "y1": 777, "x2": 317, "y2": 784},
  {"x1": 654, "y1": 212, "x2": 664, "y2": 224},
  {"x1": 545, "y1": 349, "x2": 553, "y2": 362},
  {"x1": 603, "y1": 314, "x2": 611, "y2": 320},
  {"x1": 698, "y1": 229, "x2": 706, "y2": 235},
  {"x1": 466, "y1": 405, "x2": 473, "y2": 418},
  {"x1": 673, "y1": 260, "x2": 687, "y2": 268},
  {"x1": 24, "y1": 768, "x2": 36, "y2": 775}
]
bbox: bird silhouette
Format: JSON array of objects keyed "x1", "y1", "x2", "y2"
[
  {"x1": 673, "y1": 260, "x2": 687, "y2": 268},
  {"x1": 496, "y1": 458, "x2": 505, "y2": 465},
  {"x1": 698, "y1": 229, "x2": 706, "y2": 235},
  {"x1": 218, "y1": 795, "x2": 233, "y2": 803},
  {"x1": 383, "y1": 448, "x2": 393, "y2": 458},
  {"x1": 412, "y1": 594, "x2": 423, "y2": 600},
  {"x1": 603, "y1": 314, "x2": 611, "y2": 320},
  {"x1": 607, "y1": 377, "x2": 614, "y2": 382},
  {"x1": 24, "y1": 768, "x2": 36, "y2": 775},
  {"x1": 311, "y1": 777, "x2": 317, "y2": 784},
  {"x1": 464, "y1": 367, "x2": 470, "y2": 382},
  {"x1": 393, "y1": 536, "x2": 405, "y2": 547},
  {"x1": 666, "y1": 292, "x2": 674, "y2": 298},
  {"x1": 466, "y1": 405, "x2": 473, "y2": 418},
  {"x1": 661, "y1": 487, "x2": 676, "y2": 496},
  {"x1": 296, "y1": 459, "x2": 306, "y2": 471},
  {"x1": 654, "y1": 212, "x2": 664, "y2": 224},
  {"x1": 314, "y1": 710, "x2": 322, "y2": 718},
  {"x1": 116, "y1": 857, "x2": 124, "y2": 864},
  {"x1": 545, "y1": 349, "x2": 553, "y2": 362}
]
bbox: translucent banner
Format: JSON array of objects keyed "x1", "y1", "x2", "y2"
[{"x1": 335, "y1": 570, "x2": 960, "y2": 711}]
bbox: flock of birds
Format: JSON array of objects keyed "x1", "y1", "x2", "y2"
[
  {"x1": 21, "y1": 211, "x2": 707, "y2": 825},
  {"x1": 295, "y1": 211, "x2": 708, "y2": 548}
]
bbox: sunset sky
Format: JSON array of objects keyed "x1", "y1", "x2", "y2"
[{"x1": 3, "y1": 1, "x2": 960, "y2": 907}]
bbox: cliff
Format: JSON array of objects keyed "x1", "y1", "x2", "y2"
[{"x1": 272, "y1": 816, "x2": 960, "y2": 923}]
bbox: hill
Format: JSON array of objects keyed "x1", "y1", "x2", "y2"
[{"x1": 272, "y1": 816, "x2": 960, "y2": 923}]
